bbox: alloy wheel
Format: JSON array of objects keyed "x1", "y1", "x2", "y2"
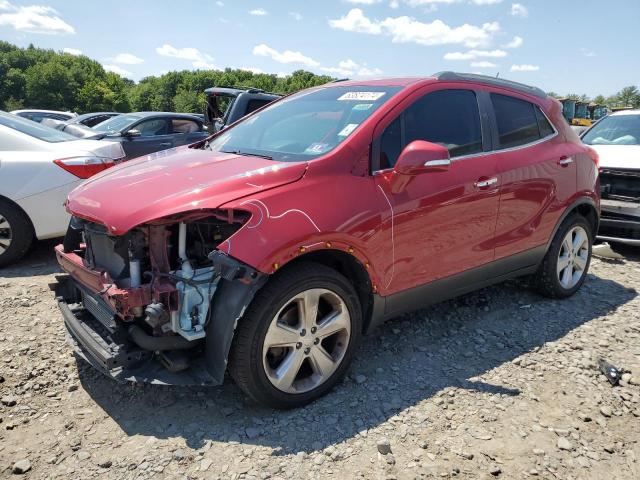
[
  {"x1": 0, "y1": 214, "x2": 12, "y2": 255},
  {"x1": 557, "y1": 225, "x2": 589, "y2": 289},
  {"x1": 262, "y1": 288, "x2": 351, "y2": 394}
]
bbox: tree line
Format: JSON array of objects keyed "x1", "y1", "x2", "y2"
[
  {"x1": 0, "y1": 42, "x2": 333, "y2": 114},
  {"x1": 1, "y1": 41, "x2": 639, "y2": 114}
]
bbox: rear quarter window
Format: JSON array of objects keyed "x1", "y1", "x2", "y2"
[{"x1": 491, "y1": 93, "x2": 543, "y2": 149}]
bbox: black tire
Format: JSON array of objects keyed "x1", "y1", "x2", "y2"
[
  {"x1": 0, "y1": 199, "x2": 34, "y2": 268},
  {"x1": 228, "y1": 262, "x2": 362, "y2": 409},
  {"x1": 534, "y1": 214, "x2": 592, "y2": 298}
]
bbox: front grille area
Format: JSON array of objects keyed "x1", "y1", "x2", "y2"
[{"x1": 600, "y1": 168, "x2": 640, "y2": 202}]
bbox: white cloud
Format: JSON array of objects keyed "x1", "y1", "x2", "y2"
[
  {"x1": 346, "y1": 0, "x2": 382, "y2": 3},
  {"x1": 510, "y1": 3, "x2": 528, "y2": 17},
  {"x1": 240, "y1": 66, "x2": 264, "y2": 74},
  {"x1": 470, "y1": 60, "x2": 497, "y2": 67},
  {"x1": 0, "y1": 2, "x2": 74, "y2": 34},
  {"x1": 252, "y1": 43, "x2": 319, "y2": 67},
  {"x1": 580, "y1": 48, "x2": 595, "y2": 57},
  {"x1": 322, "y1": 58, "x2": 383, "y2": 77},
  {"x1": 389, "y1": 0, "x2": 400, "y2": 7},
  {"x1": 62, "y1": 47, "x2": 81, "y2": 56},
  {"x1": 329, "y1": 9, "x2": 499, "y2": 48},
  {"x1": 249, "y1": 8, "x2": 267, "y2": 16},
  {"x1": 443, "y1": 49, "x2": 507, "y2": 60},
  {"x1": 103, "y1": 64, "x2": 131, "y2": 77},
  {"x1": 111, "y1": 53, "x2": 144, "y2": 65},
  {"x1": 156, "y1": 44, "x2": 215, "y2": 69},
  {"x1": 329, "y1": 8, "x2": 382, "y2": 34},
  {"x1": 510, "y1": 64, "x2": 538, "y2": 72},
  {"x1": 503, "y1": 35, "x2": 523, "y2": 48},
  {"x1": 402, "y1": 0, "x2": 503, "y2": 5},
  {"x1": 289, "y1": 11, "x2": 303, "y2": 21},
  {"x1": 216, "y1": 1, "x2": 224, "y2": 5}
]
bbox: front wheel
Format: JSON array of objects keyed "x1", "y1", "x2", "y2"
[
  {"x1": 534, "y1": 214, "x2": 593, "y2": 298},
  {"x1": 228, "y1": 262, "x2": 362, "y2": 409}
]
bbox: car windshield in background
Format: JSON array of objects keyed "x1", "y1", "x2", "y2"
[
  {"x1": 207, "y1": 86, "x2": 403, "y2": 162},
  {"x1": 0, "y1": 111, "x2": 76, "y2": 143},
  {"x1": 93, "y1": 114, "x2": 141, "y2": 133},
  {"x1": 582, "y1": 114, "x2": 640, "y2": 146}
]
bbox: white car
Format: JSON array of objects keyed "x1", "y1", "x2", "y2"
[
  {"x1": 581, "y1": 110, "x2": 640, "y2": 247},
  {"x1": 0, "y1": 111, "x2": 125, "y2": 266},
  {"x1": 10, "y1": 109, "x2": 77, "y2": 123}
]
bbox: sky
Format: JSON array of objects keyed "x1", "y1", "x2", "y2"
[{"x1": 0, "y1": 0, "x2": 638, "y2": 97}]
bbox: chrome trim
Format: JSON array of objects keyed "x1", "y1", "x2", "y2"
[
  {"x1": 474, "y1": 177, "x2": 498, "y2": 188},
  {"x1": 424, "y1": 159, "x2": 451, "y2": 167},
  {"x1": 597, "y1": 235, "x2": 640, "y2": 246}
]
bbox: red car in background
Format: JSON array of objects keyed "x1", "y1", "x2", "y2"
[{"x1": 53, "y1": 72, "x2": 599, "y2": 408}]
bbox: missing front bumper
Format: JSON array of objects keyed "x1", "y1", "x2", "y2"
[{"x1": 54, "y1": 277, "x2": 218, "y2": 386}]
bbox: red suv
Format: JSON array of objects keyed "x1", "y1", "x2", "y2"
[{"x1": 54, "y1": 72, "x2": 599, "y2": 408}]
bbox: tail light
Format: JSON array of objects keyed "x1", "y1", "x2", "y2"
[{"x1": 53, "y1": 156, "x2": 115, "y2": 179}]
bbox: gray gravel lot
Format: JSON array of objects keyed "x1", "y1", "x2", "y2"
[{"x1": 1, "y1": 240, "x2": 639, "y2": 479}]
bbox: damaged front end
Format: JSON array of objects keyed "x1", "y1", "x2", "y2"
[
  {"x1": 53, "y1": 210, "x2": 266, "y2": 385},
  {"x1": 598, "y1": 168, "x2": 640, "y2": 246}
]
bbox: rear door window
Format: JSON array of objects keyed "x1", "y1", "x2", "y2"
[
  {"x1": 171, "y1": 118, "x2": 200, "y2": 134},
  {"x1": 491, "y1": 93, "x2": 542, "y2": 149}
]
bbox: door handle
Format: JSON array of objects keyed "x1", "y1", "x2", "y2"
[
  {"x1": 474, "y1": 177, "x2": 498, "y2": 189},
  {"x1": 558, "y1": 156, "x2": 573, "y2": 166},
  {"x1": 159, "y1": 142, "x2": 172, "y2": 147}
]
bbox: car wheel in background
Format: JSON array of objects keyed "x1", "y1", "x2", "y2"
[
  {"x1": 534, "y1": 214, "x2": 593, "y2": 298},
  {"x1": 0, "y1": 199, "x2": 34, "y2": 267},
  {"x1": 228, "y1": 262, "x2": 362, "y2": 409}
]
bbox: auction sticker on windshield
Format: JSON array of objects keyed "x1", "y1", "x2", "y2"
[
  {"x1": 338, "y1": 123, "x2": 359, "y2": 137},
  {"x1": 338, "y1": 92, "x2": 386, "y2": 101}
]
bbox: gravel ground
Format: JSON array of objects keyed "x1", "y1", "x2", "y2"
[{"x1": 1, "y1": 240, "x2": 639, "y2": 479}]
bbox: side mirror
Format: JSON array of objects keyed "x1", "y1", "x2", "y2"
[
  {"x1": 390, "y1": 140, "x2": 451, "y2": 193},
  {"x1": 124, "y1": 128, "x2": 141, "y2": 138}
]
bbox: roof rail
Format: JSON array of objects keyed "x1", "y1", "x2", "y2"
[
  {"x1": 331, "y1": 78, "x2": 350, "y2": 83},
  {"x1": 432, "y1": 71, "x2": 547, "y2": 99}
]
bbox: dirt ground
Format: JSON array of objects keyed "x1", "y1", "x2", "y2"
[{"x1": 0, "y1": 240, "x2": 639, "y2": 479}]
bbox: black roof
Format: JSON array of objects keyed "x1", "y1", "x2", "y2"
[
  {"x1": 204, "y1": 86, "x2": 281, "y2": 99},
  {"x1": 120, "y1": 112, "x2": 204, "y2": 120},
  {"x1": 432, "y1": 71, "x2": 547, "y2": 99}
]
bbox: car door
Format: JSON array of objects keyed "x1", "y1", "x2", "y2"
[
  {"x1": 170, "y1": 117, "x2": 207, "y2": 146},
  {"x1": 124, "y1": 117, "x2": 173, "y2": 158},
  {"x1": 372, "y1": 88, "x2": 500, "y2": 295},
  {"x1": 488, "y1": 92, "x2": 576, "y2": 260}
]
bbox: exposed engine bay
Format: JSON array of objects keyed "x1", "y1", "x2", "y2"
[{"x1": 53, "y1": 210, "x2": 266, "y2": 385}]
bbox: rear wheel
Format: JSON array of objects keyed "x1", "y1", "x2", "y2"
[
  {"x1": 534, "y1": 214, "x2": 592, "y2": 298},
  {"x1": 228, "y1": 263, "x2": 362, "y2": 409},
  {"x1": 0, "y1": 200, "x2": 34, "y2": 268}
]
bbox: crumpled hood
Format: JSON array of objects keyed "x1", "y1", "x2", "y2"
[
  {"x1": 590, "y1": 144, "x2": 640, "y2": 170},
  {"x1": 66, "y1": 146, "x2": 307, "y2": 234}
]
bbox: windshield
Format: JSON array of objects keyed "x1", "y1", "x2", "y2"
[
  {"x1": 93, "y1": 114, "x2": 141, "y2": 133},
  {"x1": 207, "y1": 85, "x2": 402, "y2": 162},
  {"x1": 582, "y1": 114, "x2": 640, "y2": 145},
  {"x1": 0, "y1": 111, "x2": 76, "y2": 143}
]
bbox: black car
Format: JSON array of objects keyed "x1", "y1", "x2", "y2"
[
  {"x1": 92, "y1": 112, "x2": 209, "y2": 159},
  {"x1": 204, "y1": 87, "x2": 281, "y2": 132}
]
